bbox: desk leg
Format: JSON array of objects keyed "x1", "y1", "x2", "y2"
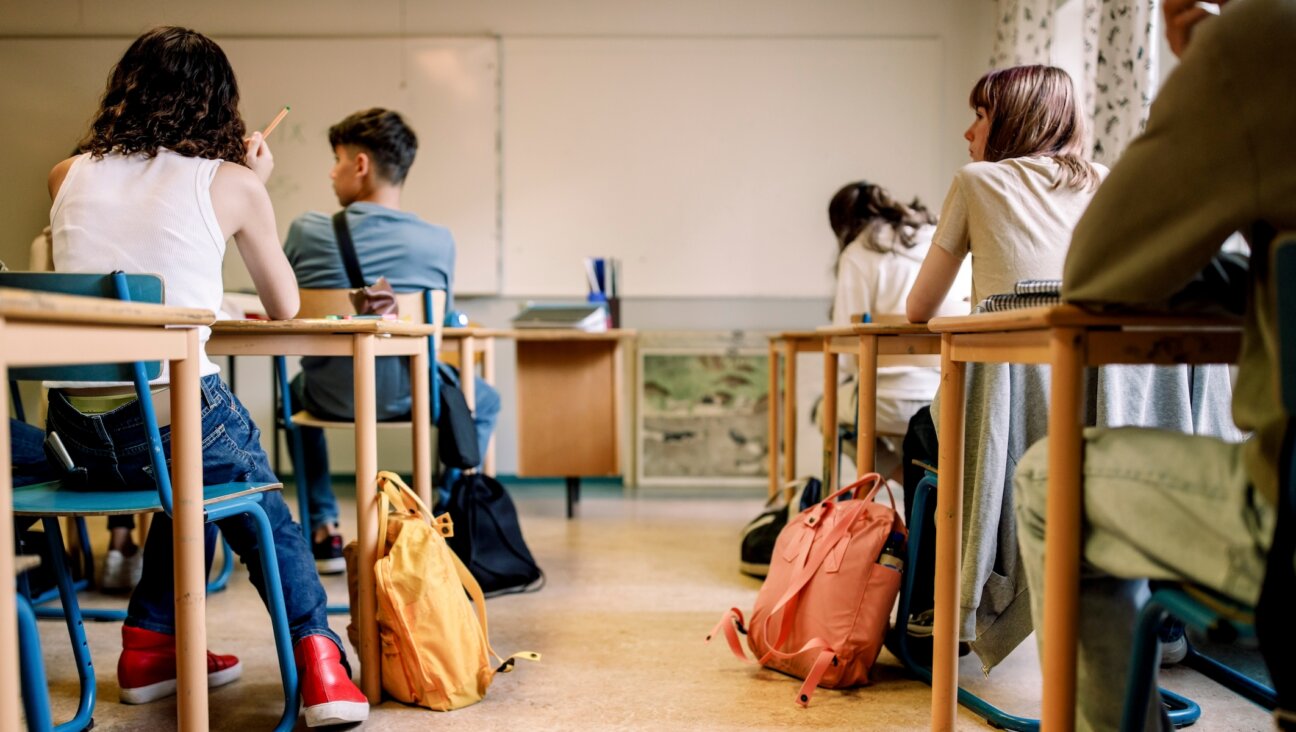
[
  {"x1": 822, "y1": 340, "x2": 838, "y2": 492},
  {"x1": 782, "y1": 340, "x2": 797, "y2": 486},
  {"x1": 931, "y1": 335, "x2": 965, "y2": 732},
  {"x1": 768, "y1": 341, "x2": 780, "y2": 499},
  {"x1": 459, "y1": 336, "x2": 476, "y2": 411},
  {"x1": 1041, "y1": 328, "x2": 1086, "y2": 732},
  {"x1": 857, "y1": 336, "x2": 878, "y2": 477},
  {"x1": 352, "y1": 334, "x2": 381, "y2": 704},
  {"x1": 0, "y1": 361, "x2": 20, "y2": 732},
  {"x1": 411, "y1": 343, "x2": 433, "y2": 510},
  {"x1": 172, "y1": 328, "x2": 208, "y2": 730},
  {"x1": 482, "y1": 338, "x2": 497, "y2": 476}
]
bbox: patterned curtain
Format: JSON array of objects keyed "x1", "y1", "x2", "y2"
[
  {"x1": 990, "y1": 0, "x2": 1159, "y2": 164},
  {"x1": 991, "y1": 0, "x2": 1057, "y2": 66}
]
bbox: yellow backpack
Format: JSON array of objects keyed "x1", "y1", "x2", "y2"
[{"x1": 347, "y1": 471, "x2": 538, "y2": 710}]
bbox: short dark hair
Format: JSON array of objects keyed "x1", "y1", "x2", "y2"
[
  {"x1": 81, "y1": 26, "x2": 247, "y2": 164},
  {"x1": 328, "y1": 108, "x2": 418, "y2": 185}
]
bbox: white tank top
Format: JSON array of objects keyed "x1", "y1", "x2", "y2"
[{"x1": 50, "y1": 150, "x2": 226, "y2": 382}]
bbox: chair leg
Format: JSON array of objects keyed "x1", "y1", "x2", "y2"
[
  {"x1": 242, "y1": 503, "x2": 300, "y2": 732},
  {"x1": 17, "y1": 593, "x2": 54, "y2": 732},
  {"x1": 1121, "y1": 593, "x2": 1174, "y2": 731},
  {"x1": 285, "y1": 424, "x2": 312, "y2": 541},
  {"x1": 206, "y1": 537, "x2": 236, "y2": 594},
  {"x1": 41, "y1": 518, "x2": 96, "y2": 732},
  {"x1": 74, "y1": 518, "x2": 94, "y2": 590},
  {"x1": 1183, "y1": 643, "x2": 1279, "y2": 710}
]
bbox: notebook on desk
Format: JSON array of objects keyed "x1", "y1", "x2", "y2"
[{"x1": 511, "y1": 302, "x2": 608, "y2": 332}]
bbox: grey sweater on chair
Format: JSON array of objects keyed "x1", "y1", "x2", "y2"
[{"x1": 932, "y1": 361, "x2": 1243, "y2": 671}]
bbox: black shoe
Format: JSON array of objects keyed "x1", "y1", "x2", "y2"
[{"x1": 312, "y1": 531, "x2": 345, "y2": 575}]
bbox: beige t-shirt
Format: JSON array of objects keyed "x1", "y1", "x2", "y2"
[{"x1": 933, "y1": 157, "x2": 1108, "y2": 306}]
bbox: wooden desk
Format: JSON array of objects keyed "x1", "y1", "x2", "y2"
[
  {"x1": 0, "y1": 288, "x2": 211, "y2": 730},
  {"x1": 924, "y1": 305, "x2": 1242, "y2": 732},
  {"x1": 766, "y1": 331, "x2": 828, "y2": 498},
  {"x1": 816, "y1": 323, "x2": 940, "y2": 490},
  {"x1": 207, "y1": 318, "x2": 437, "y2": 705},
  {"x1": 495, "y1": 329, "x2": 634, "y2": 517}
]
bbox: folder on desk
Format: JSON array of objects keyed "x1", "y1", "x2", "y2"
[{"x1": 511, "y1": 302, "x2": 608, "y2": 332}]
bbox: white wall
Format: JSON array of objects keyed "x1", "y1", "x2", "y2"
[{"x1": 0, "y1": 0, "x2": 996, "y2": 477}]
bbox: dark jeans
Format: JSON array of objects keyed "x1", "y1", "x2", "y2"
[
  {"x1": 46, "y1": 375, "x2": 344, "y2": 655},
  {"x1": 290, "y1": 363, "x2": 501, "y2": 531},
  {"x1": 11, "y1": 417, "x2": 138, "y2": 534},
  {"x1": 10, "y1": 418, "x2": 56, "y2": 488}
]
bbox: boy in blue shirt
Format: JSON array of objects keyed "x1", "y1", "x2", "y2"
[{"x1": 284, "y1": 108, "x2": 500, "y2": 572}]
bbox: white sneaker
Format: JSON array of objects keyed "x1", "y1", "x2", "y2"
[
  {"x1": 103, "y1": 549, "x2": 144, "y2": 592},
  {"x1": 1160, "y1": 635, "x2": 1189, "y2": 667},
  {"x1": 907, "y1": 609, "x2": 936, "y2": 638}
]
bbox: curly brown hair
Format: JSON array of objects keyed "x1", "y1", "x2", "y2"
[
  {"x1": 80, "y1": 26, "x2": 247, "y2": 164},
  {"x1": 828, "y1": 181, "x2": 936, "y2": 258}
]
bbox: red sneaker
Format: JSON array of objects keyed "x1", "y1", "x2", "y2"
[
  {"x1": 295, "y1": 635, "x2": 369, "y2": 727},
  {"x1": 118, "y1": 625, "x2": 242, "y2": 704}
]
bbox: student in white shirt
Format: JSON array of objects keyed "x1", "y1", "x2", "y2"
[{"x1": 822, "y1": 182, "x2": 968, "y2": 475}]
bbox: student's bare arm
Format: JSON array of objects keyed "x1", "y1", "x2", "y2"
[
  {"x1": 47, "y1": 157, "x2": 77, "y2": 200},
  {"x1": 210, "y1": 162, "x2": 300, "y2": 320},
  {"x1": 907, "y1": 244, "x2": 963, "y2": 323}
]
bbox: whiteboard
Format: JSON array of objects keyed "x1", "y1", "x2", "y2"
[
  {"x1": 502, "y1": 37, "x2": 943, "y2": 298},
  {"x1": 0, "y1": 36, "x2": 501, "y2": 294}
]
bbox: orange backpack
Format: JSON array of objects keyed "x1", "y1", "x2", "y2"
[{"x1": 347, "y1": 472, "x2": 537, "y2": 710}]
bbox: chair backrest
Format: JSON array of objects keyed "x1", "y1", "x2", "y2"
[
  {"x1": 0, "y1": 271, "x2": 175, "y2": 514},
  {"x1": 282, "y1": 287, "x2": 448, "y2": 422},
  {"x1": 0, "y1": 272, "x2": 164, "y2": 382}
]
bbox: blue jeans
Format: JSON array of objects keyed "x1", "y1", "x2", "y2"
[
  {"x1": 10, "y1": 418, "x2": 57, "y2": 488},
  {"x1": 290, "y1": 364, "x2": 501, "y2": 531},
  {"x1": 46, "y1": 375, "x2": 344, "y2": 656}
]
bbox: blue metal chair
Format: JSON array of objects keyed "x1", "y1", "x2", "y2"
[
  {"x1": 273, "y1": 288, "x2": 447, "y2": 524},
  {"x1": 8, "y1": 387, "x2": 236, "y2": 625},
  {"x1": 16, "y1": 556, "x2": 54, "y2": 732},
  {"x1": 272, "y1": 287, "x2": 446, "y2": 614},
  {"x1": 1119, "y1": 233, "x2": 1296, "y2": 730},
  {"x1": 892, "y1": 473, "x2": 1201, "y2": 731},
  {"x1": 3, "y1": 272, "x2": 299, "y2": 731}
]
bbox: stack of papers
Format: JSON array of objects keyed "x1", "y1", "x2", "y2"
[{"x1": 512, "y1": 302, "x2": 608, "y2": 332}]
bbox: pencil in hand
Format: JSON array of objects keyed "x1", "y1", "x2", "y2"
[{"x1": 261, "y1": 106, "x2": 290, "y2": 139}]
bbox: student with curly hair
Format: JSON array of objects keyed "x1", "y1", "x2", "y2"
[
  {"x1": 46, "y1": 26, "x2": 367, "y2": 726},
  {"x1": 822, "y1": 181, "x2": 967, "y2": 475}
]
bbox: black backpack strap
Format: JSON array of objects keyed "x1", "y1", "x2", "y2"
[{"x1": 331, "y1": 210, "x2": 367, "y2": 288}]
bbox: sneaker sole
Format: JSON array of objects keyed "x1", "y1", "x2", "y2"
[
  {"x1": 316, "y1": 557, "x2": 346, "y2": 575},
  {"x1": 738, "y1": 561, "x2": 769, "y2": 578},
  {"x1": 120, "y1": 660, "x2": 243, "y2": 704},
  {"x1": 304, "y1": 700, "x2": 370, "y2": 727}
]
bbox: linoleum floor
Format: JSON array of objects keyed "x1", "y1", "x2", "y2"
[{"x1": 33, "y1": 482, "x2": 1273, "y2": 730}]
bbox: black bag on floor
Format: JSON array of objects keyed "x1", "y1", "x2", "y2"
[
  {"x1": 740, "y1": 477, "x2": 821, "y2": 578},
  {"x1": 436, "y1": 374, "x2": 481, "y2": 470},
  {"x1": 445, "y1": 472, "x2": 544, "y2": 596}
]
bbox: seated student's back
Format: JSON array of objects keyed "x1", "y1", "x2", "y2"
[{"x1": 286, "y1": 204, "x2": 453, "y2": 294}]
